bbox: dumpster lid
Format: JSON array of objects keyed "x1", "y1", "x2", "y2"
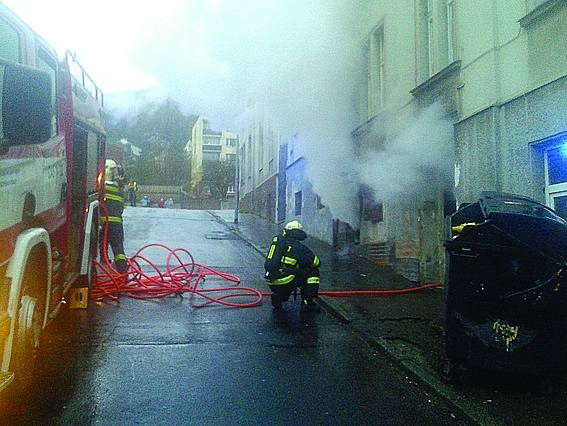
[
  {"x1": 480, "y1": 192, "x2": 565, "y2": 224},
  {"x1": 454, "y1": 192, "x2": 567, "y2": 263}
]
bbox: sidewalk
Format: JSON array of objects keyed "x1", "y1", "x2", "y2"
[{"x1": 210, "y1": 210, "x2": 567, "y2": 425}]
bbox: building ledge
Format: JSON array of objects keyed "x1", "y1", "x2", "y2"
[
  {"x1": 410, "y1": 60, "x2": 462, "y2": 97},
  {"x1": 519, "y1": 0, "x2": 563, "y2": 27},
  {"x1": 351, "y1": 109, "x2": 388, "y2": 141},
  {"x1": 286, "y1": 155, "x2": 304, "y2": 170}
]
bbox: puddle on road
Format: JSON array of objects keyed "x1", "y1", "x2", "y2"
[{"x1": 204, "y1": 231, "x2": 237, "y2": 240}]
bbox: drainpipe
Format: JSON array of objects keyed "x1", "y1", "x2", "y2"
[{"x1": 234, "y1": 137, "x2": 240, "y2": 224}]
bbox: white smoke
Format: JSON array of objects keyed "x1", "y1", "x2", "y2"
[
  {"x1": 125, "y1": 1, "x2": 453, "y2": 224},
  {"x1": 358, "y1": 103, "x2": 454, "y2": 203},
  {"x1": 12, "y1": 0, "x2": 453, "y2": 224}
]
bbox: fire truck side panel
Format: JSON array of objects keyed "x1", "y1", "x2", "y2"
[
  {"x1": 0, "y1": 6, "x2": 66, "y2": 302},
  {"x1": 0, "y1": 3, "x2": 106, "y2": 388}
]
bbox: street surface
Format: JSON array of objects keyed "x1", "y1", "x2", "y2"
[{"x1": 1, "y1": 208, "x2": 465, "y2": 425}]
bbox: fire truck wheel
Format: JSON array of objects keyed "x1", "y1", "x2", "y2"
[{"x1": 11, "y1": 295, "x2": 42, "y2": 393}]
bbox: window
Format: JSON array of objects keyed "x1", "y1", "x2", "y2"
[
  {"x1": 0, "y1": 18, "x2": 21, "y2": 63},
  {"x1": 203, "y1": 144, "x2": 221, "y2": 151},
  {"x1": 544, "y1": 144, "x2": 567, "y2": 219},
  {"x1": 438, "y1": 0, "x2": 456, "y2": 67},
  {"x1": 367, "y1": 25, "x2": 385, "y2": 117},
  {"x1": 316, "y1": 195, "x2": 325, "y2": 210},
  {"x1": 0, "y1": 20, "x2": 21, "y2": 139},
  {"x1": 247, "y1": 141, "x2": 252, "y2": 179},
  {"x1": 259, "y1": 124, "x2": 264, "y2": 168},
  {"x1": 446, "y1": 0, "x2": 455, "y2": 63},
  {"x1": 546, "y1": 146, "x2": 567, "y2": 185},
  {"x1": 226, "y1": 153, "x2": 236, "y2": 162},
  {"x1": 203, "y1": 151, "x2": 220, "y2": 162},
  {"x1": 37, "y1": 49, "x2": 58, "y2": 137},
  {"x1": 294, "y1": 191, "x2": 302, "y2": 216},
  {"x1": 426, "y1": 0, "x2": 434, "y2": 76},
  {"x1": 269, "y1": 158, "x2": 274, "y2": 173},
  {"x1": 363, "y1": 200, "x2": 384, "y2": 224},
  {"x1": 204, "y1": 135, "x2": 221, "y2": 145}
]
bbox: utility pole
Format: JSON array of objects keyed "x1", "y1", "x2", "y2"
[{"x1": 234, "y1": 136, "x2": 240, "y2": 224}]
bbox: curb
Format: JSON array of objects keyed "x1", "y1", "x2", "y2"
[{"x1": 209, "y1": 211, "x2": 499, "y2": 425}]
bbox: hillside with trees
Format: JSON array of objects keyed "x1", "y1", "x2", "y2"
[{"x1": 104, "y1": 98, "x2": 198, "y2": 189}]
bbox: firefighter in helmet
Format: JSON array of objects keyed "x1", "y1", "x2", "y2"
[
  {"x1": 264, "y1": 220, "x2": 321, "y2": 313},
  {"x1": 100, "y1": 159, "x2": 128, "y2": 274}
]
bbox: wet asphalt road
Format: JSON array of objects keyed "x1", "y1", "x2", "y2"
[{"x1": 1, "y1": 208, "x2": 465, "y2": 425}]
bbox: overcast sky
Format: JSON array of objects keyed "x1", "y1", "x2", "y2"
[
  {"x1": 4, "y1": 0, "x2": 214, "y2": 93},
  {"x1": 3, "y1": 1, "x2": 359, "y2": 121}
]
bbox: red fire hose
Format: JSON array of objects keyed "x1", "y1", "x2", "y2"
[{"x1": 92, "y1": 213, "x2": 442, "y2": 308}]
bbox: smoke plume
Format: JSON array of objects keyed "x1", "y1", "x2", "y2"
[{"x1": 358, "y1": 103, "x2": 454, "y2": 203}]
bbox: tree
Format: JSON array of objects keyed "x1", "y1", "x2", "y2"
[
  {"x1": 104, "y1": 99, "x2": 198, "y2": 187},
  {"x1": 202, "y1": 160, "x2": 235, "y2": 201}
]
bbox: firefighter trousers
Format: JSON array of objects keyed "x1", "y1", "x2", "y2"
[
  {"x1": 269, "y1": 268, "x2": 320, "y2": 305},
  {"x1": 100, "y1": 222, "x2": 128, "y2": 274}
]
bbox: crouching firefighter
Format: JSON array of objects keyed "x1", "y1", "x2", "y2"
[
  {"x1": 264, "y1": 220, "x2": 321, "y2": 313},
  {"x1": 100, "y1": 159, "x2": 128, "y2": 274}
]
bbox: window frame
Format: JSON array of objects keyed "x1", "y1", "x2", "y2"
[
  {"x1": 446, "y1": 0, "x2": 455, "y2": 64},
  {"x1": 426, "y1": 0, "x2": 434, "y2": 76},
  {"x1": 36, "y1": 46, "x2": 59, "y2": 138},
  {"x1": 0, "y1": 16, "x2": 23, "y2": 64},
  {"x1": 294, "y1": 190, "x2": 303, "y2": 216},
  {"x1": 366, "y1": 24, "x2": 385, "y2": 117},
  {"x1": 544, "y1": 147, "x2": 567, "y2": 210}
]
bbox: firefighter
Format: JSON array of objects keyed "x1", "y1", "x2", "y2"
[
  {"x1": 127, "y1": 181, "x2": 138, "y2": 207},
  {"x1": 264, "y1": 220, "x2": 321, "y2": 313},
  {"x1": 100, "y1": 159, "x2": 128, "y2": 274}
]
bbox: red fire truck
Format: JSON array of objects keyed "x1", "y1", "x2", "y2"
[{"x1": 0, "y1": 4, "x2": 105, "y2": 391}]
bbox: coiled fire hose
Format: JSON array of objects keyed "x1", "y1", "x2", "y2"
[{"x1": 91, "y1": 209, "x2": 442, "y2": 307}]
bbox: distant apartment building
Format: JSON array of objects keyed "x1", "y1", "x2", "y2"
[
  {"x1": 238, "y1": 100, "x2": 280, "y2": 221},
  {"x1": 190, "y1": 117, "x2": 237, "y2": 197},
  {"x1": 354, "y1": 0, "x2": 567, "y2": 282}
]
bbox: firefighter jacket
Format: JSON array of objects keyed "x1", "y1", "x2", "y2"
[
  {"x1": 266, "y1": 229, "x2": 321, "y2": 286},
  {"x1": 102, "y1": 180, "x2": 125, "y2": 224}
]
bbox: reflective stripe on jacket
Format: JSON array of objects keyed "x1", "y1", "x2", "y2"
[
  {"x1": 270, "y1": 274, "x2": 296, "y2": 286},
  {"x1": 102, "y1": 181, "x2": 125, "y2": 222}
]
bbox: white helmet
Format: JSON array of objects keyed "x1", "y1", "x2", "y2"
[
  {"x1": 284, "y1": 220, "x2": 303, "y2": 231},
  {"x1": 105, "y1": 159, "x2": 117, "y2": 180}
]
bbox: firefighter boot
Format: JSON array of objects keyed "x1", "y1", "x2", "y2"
[
  {"x1": 271, "y1": 293, "x2": 283, "y2": 311},
  {"x1": 300, "y1": 298, "x2": 320, "y2": 314}
]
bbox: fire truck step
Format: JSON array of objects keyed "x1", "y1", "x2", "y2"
[
  {"x1": 68, "y1": 287, "x2": 89, "y2": 309},
  {"x1": 0, "y1": 371, "x2": 14, "y2": 392}
]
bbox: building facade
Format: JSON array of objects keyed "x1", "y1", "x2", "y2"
[
  {"x1": 238, "y1": 100, "x2": 280, "y2": 221},
  {"x1": 354, "y1": 0, "x2": 567, "y2": 282},
  {"x1": 190, "y1": 117, "x2": 237, "y2": 197}
]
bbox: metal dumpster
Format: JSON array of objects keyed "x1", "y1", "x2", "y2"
[{"x1": 444, "y1": 192, "x2": 567, "y2": 379}]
